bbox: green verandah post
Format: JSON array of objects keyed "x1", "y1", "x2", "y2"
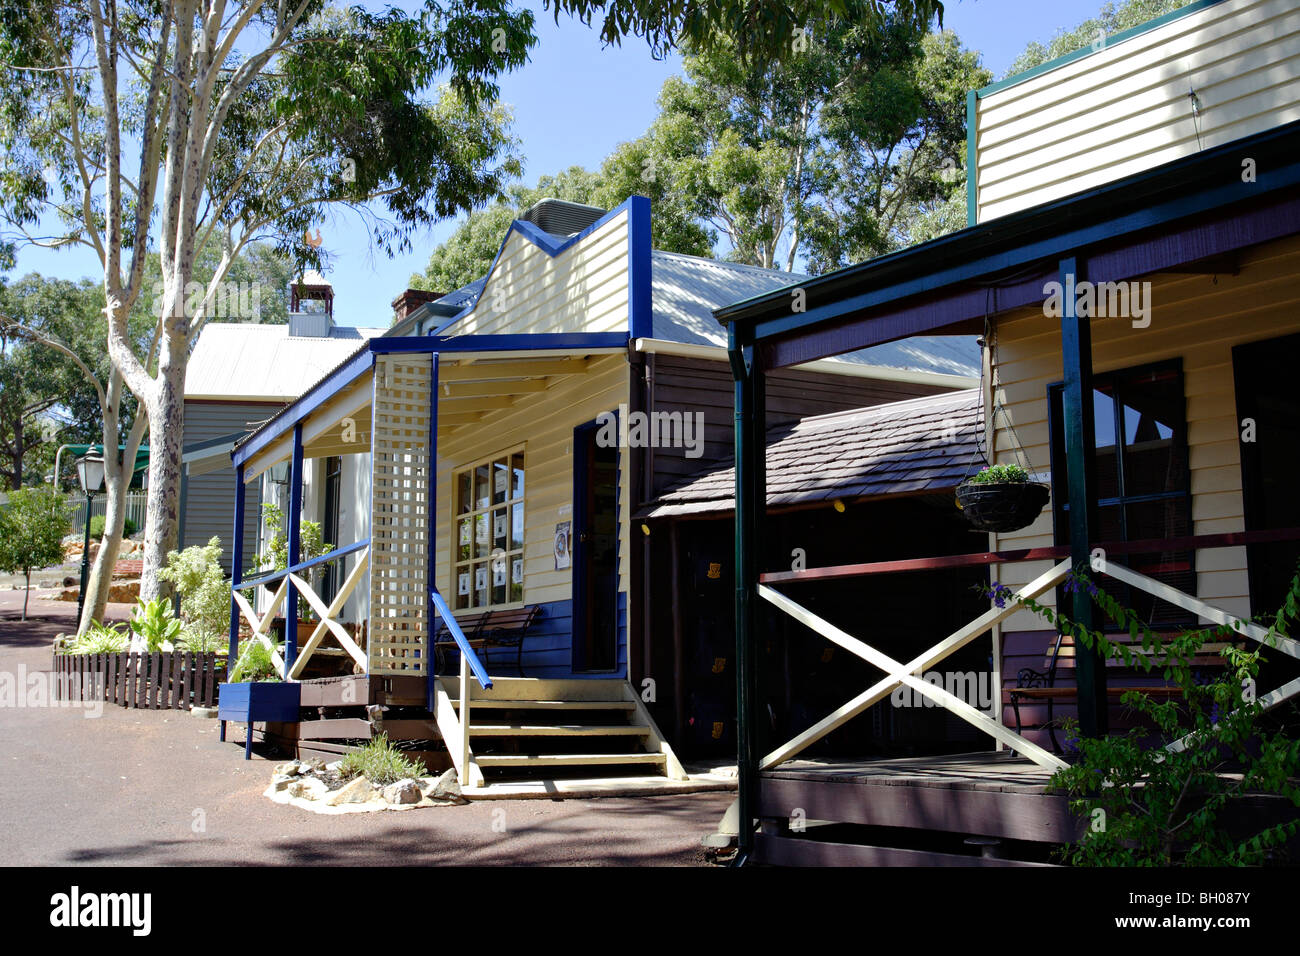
[
  {"x1": 730, "y1": 325, "x2": 765, "y2": 864},
  {"x1": 1059, "y1": 255, "x2": 1107, "y2": 736}
]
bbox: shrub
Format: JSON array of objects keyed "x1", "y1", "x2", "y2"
[
  {"x1": 89, "y1": 514, "x2": 138, "y2": 539},
  {"x1": 159, "y1": 537, "x2": 228, "y2": 653},
  {"x1": 1001, "y1": 568, "x2": 1300, "y2": 866},
  {"x1": 0, "y1": 486, "x2": 71, "y2": 619},
  {"x1": 61, "y1": 620, "x2": 130, "y2": 654},
  {"x1": 257, "y1": 502, "x2": 331, "y2": 620},
  {"x1": 227, "y1": 637, "x2": 283, "y2": 683},
  {"x1": 968, "y1": 463, "x2": 1030, "y2": 484},
  {"x1": 126, "y1": 598, "x2": 183, "y2": 652},
  {"x1": 337, "y1": 734, "x2": 425, "y2": 786}
]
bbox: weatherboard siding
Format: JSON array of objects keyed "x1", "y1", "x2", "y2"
[
  {"x1": 988, "y1": 233, "x2": 1300, "y2": 633},
  {"x1": 973, "y1": 0, "x2": 1300, "y2": 223},
  {"x1": 182, "y1": 399, "x2": 282, "y2": 575},
  {"x1": 447, "y1": 209, "x2": 630, "y2": 337},
  {"x1": 432, "y1": 354, "x2": 632, "y2": 675}
]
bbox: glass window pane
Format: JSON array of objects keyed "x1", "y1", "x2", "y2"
[
  {"x1": 511, "y1": 452, "x2": 525, "y2": 500},
  {"x1": 492, "y1": 458, "x2": 508, "y2": 505},
  {"x1": 474, "y1": 464, "x2": 491, "y2": 510},
  {"x1": 511, "y1": 504, "x2": 524, "y2": 549},
  {"x1": 1120, "y1": 370, "x2": 1184, "y2": 497},
  {"x1": 474, "y1": 513, "x2": 490, "y2": 558},
  {"x1": 473, "y1": 562, "x2": 488, "y2": 607},
  {"x1": 458, "y1": 519, "x2": 472, "y2": 562},
  {"x1": 457, "y1": 472, "x2": 472, "y2": 515},
  {"x1": 1093, "y1": 387, "x2": 1119, "y2": 500},
  {"x1": 492, "y1": 506, "x2": 508, "y2": 549}
]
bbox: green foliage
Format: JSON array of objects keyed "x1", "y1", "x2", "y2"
[
  {"x1": 0, "y1": 485, "x2": 69, "y2": 617},
  {"x1": 158, "y1": 536, "x2": 229, "y2": 654},
  {"x1": 969, "y1": 463, "x2": 1030, "y2": 484},
  {"x1": 1003, "y1": 569, "x2": 1300, "y2": 866},
  {"x1": 60, "y1": 619, "x2": 130, "y2": 654},
  {"x1": 257, "y1": 502, "x2": 330, "y2": 620},
  {"x1": 337, "y1": 734, "x2": 425, "y2": 786},
  {"x1": 1005, "y1": 0, "x2": 1187, "y2": 77},
  {"x1": 89, "y1": 513, "x2": 139, "y2": 539},
  {"x1": 228, "y1": 638, "x2": 284, "y2": 684},
  {"x1": 126, "y1": 597, "x2": 184, "y2": 652}
]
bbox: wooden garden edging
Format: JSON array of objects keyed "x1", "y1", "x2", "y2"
[{"x1": 52, "y1": 651, "x2": 225, "y2": 709}]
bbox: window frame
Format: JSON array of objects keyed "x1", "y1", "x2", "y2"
[
  {"x1": 1046, "y1": 357, "x2": 1196, "y2": 621},
  {"x1": 450, "y1": 445, "x2": 526, "y2": 613}
]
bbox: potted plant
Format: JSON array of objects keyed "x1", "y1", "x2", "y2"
[
  {"x1": 219, "y1": 637, "x2": 300, "y2": 759},
  {"x1": 955, "y1": 463, "x2": 1050, "y2": 533}
]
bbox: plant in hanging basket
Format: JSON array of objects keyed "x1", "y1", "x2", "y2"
[{"x1": 956, "y1": 464, "x2": 1051, "y2": 533}]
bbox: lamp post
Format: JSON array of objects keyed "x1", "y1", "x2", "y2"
[{"x1": 75, "y1": 453, "x2": 105, "y2": 626}]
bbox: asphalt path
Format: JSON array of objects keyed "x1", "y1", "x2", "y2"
[{"x1": 0, "y1": 590, "x2": 730, "y2": 866}]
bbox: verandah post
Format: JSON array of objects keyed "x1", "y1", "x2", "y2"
[
  {"x1": 730, "y1": 326, "x2": 765, "y2": 865},
  {"x1": 1059, "y1": 255, "x2": 1107, "y2": 736},
  {"x1": 426, "y1": 352, "x2": 439, "y2": 713},
  {"x1": 285, "y1": 423, "x2": 304, "y2": 675},
  {"x1": 229, "y1": 464, "x2": 246, "y2": 664}
]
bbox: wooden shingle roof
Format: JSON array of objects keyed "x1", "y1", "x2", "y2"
[{"x1": 641, "y1": 389, "x2": 984, "y2": 518}]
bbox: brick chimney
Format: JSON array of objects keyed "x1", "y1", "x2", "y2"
[{"x1": 392, "y1": 288, "x2": 443, "y2": 321}]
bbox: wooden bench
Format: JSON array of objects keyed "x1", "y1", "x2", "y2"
[
  {"x1": 433, "y1": 605, "x2": 540, "y2": 677},
  {"x1": 1009, "y1": 630, "x2": 1237, "y2": 752}
]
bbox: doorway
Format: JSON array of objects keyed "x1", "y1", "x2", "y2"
[{"x1": 572, "y1": 418, "x2": 619, "y2": 672}]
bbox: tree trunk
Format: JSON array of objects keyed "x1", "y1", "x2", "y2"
[
  {"x1": 77, "y1": 371, "x2": 147, "y2": 634},
  {"x1": 139, "y1": 356, "x2": 185, "y2": 603},
  {"x1": 21, "y1": 569, "x2": 30, "y2": 620}
]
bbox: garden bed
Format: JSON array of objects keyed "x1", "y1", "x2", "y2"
[{"x1": 51, "y1": 650, "x2": 224, "y2": 709}]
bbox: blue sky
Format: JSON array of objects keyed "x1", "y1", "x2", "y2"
[{"x1": 9, "y1": 0, "x2": 1111, "y2": 326}]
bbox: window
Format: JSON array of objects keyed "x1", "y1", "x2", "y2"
[
  {"x1": 1049, "y1": 360, "x2": 1193, "y2": 625},
  {"x1": 453, "y1": 449, "x2": 525, "y2": 610}
]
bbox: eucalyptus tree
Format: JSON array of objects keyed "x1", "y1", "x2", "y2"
[{"x1": 1, "y1": 0, "x2": 943, "y2": 610}]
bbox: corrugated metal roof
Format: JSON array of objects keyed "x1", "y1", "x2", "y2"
[
  {"x1": 649, "y1": 250, "x2": 980, "y2": 377},
  {"x1": 640, "y1": 389, "x2": 984, "y2": 518},
  {"x1": 185, "y1": 323, "x2": 385, "y2": 400}
]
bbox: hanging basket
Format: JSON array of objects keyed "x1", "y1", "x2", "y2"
[{"x1": 955, "y1": 480, "x2": 1051, "y2": 533}]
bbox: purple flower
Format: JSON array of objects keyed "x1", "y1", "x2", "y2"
[
  {"x1": 1210, "y1": 703, "x2": 1221, "y2": 726},
  {"x1": 989, "y1": 582, "x2": 1014, "y2": 609}
]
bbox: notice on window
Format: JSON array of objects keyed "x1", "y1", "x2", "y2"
[
  {"x1": 475, "y1": 566, "x2": 487, "y2": 591},
  {"x1": 512, "y1": 558, "x2": 523, "y2": 584},
  {"x1": 458, "y1": 572, "x2": 470, "y2": 596}
]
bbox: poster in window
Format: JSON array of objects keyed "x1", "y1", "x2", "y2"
[
  {"x1": 457, "y1": 572, "x2": 470, "y2": 596},
  {"x1": 493, "y1": 512, "x2": 507, "y2": 539},
  {"x1": 475, "y1": 566, "x2": 487, "y2": 591},
  {"x1": 512, "y1": 557, "x2": 523, "y2": 584},
  {"x1": 554, "y1": 521, "x2": 571, "y2": 570},
  {"x1": 493, "y1": 563, "x2": 506, "y2": 587}
]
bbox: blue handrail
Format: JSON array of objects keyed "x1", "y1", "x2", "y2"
[
  {"x1": 233, "y1": 538, "x2": 371, "y2": 592},
  {"x1": 430, "y1": 587, "x2": 492, "y2": 690}
]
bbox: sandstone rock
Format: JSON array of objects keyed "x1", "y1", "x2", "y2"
[
  {"x1": 190, "y1": 706, "x2": 218, "y2": 719},
  {"x1": 426, "y1": 768, "x2": 468, "y2": 804},
  {"x1": 274, "y1": 760, "x2": 304, "y2": 777},
  {"x1": 269, "y1": 774, "x2": 296, "y2": 792},
  {"x1": 288, "y1": 777, "x2": 328, "y2": 800},
  {"x1": 383, "y1": 778, "x2": 422, "y2": 805},
  {"x1": 324, "y1": 776, "x2": 374, "y2": 806}
]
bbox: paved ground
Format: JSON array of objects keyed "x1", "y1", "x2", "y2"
[{"x1": 0, "y1": 591, "x2": 732, "y2": 866}]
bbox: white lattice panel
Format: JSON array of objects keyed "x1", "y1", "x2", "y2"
[{"x1": 369, "y1": 354, "x2": 433, "y2": 675}]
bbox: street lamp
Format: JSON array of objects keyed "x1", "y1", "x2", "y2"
[{"x1": 75, "y1": 453, "x2": 105, "y2": 626}]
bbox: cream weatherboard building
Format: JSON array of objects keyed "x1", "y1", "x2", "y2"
[
  {"x1": 210, "y1": 195, "x2": 977, "y2": 792},
  {"x1": 710, "y1": 0, "x2": 1300, "y2": 865}
]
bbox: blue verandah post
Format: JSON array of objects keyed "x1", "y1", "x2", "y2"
[
  {"x1": 229, "y1": 464, "x2": 246, "y2": 664},
  {"x1": 427, "y1": 352, "x2": 439, "y2": 713},
  {"x1": 286, "y1": 423, "x2": 304, "y2": 675},
  {"x1": 1060, "y1": 255, "x2": 1107, "y2": 736}
]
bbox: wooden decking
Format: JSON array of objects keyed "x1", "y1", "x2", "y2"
[{"x1": 752, "y1": 751, "x2": 1078, "y2": 866}]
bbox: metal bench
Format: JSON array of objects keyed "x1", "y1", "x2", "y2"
[
  {"x1": 1009, "y1": 630, "x2": 1237, "y2": 752},
  {"x1": 434, "y1": 605, "x2": 540, "y2": 677}
]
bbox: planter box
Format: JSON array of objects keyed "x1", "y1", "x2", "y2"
[
  {"x1": 52, "y1": 651, "x2": 224, "y2": 710},
  {"x1": 218, "y1": 681, "x2": 302, "y2": 759}
]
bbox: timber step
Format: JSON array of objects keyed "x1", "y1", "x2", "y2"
[
  {"x1": 449, "y1": 699, "x2": 636, "y2": 710},
  {"x1": 469, "y1": 723, "x2": 650, "y2": 737},
  {"x1": 435, "y1": 676, "x2": 688, "y2": 790},
  {"x1": 475, "y1": 752, "x2": 668, "y2": 768}
]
